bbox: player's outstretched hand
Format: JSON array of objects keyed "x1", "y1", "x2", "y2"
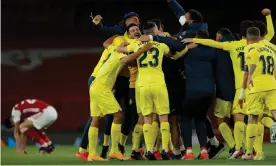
[
  {"x1": 262, "y1": 8, "x2": 271, "y2": 16},
  {"x1": 187, "y1": 43, "x2": 198, "y2": 49},
  {"x1": 181, "y1": 38, "x2": 193, "y2": 43},
  {"x1": 141, "y1": 43, "x2": 154, "y2": 52},
  {"x1": 139, "y1": 35, "x2": 150, "y2": 42},
  {"x1": 93, "y1": 15, "x2": 103, "y2": 25}
]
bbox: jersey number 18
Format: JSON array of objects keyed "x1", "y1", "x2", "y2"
[{"x1": 260, "y1": 55, "x2": 274, "y2": 75}]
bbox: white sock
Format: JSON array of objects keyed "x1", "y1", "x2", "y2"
[
  {"x1": 272, "y1": 122, "x2": 276, "y2": 133},
  {"x1": 209, "y1": 137, "x2": 219, "y2": 147},
  {"x1": 173, "y1": 148, "x2": 181, "y2": 155},
  {"x1": 180, "y1": 145, "x2": 185, "y2": 151},
  {"x1": 186, "y1": 148, "x2": 192, "y2": 154},
  {"x1": 201, "y1": 148, "x2": 207, "y2": 154},
  {"x1": 41, "y1": 143, "x2": 48, "y2": 147}
]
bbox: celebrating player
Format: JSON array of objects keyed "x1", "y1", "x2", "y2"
[
  {"x1": 240, "y1": 27, "x2": 276, "y2": 160},
  {"x1": 87, "y1": 35, "x2": 153, "y2": 161},
  {"x1": 5, "y1": 99, "x2": 57, "y2": 154}
]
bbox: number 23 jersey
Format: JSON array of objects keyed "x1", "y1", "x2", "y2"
[
  {"x1": 246, "y1": 43, "x2": 276, "y2": 93},
  {"x1": 127, "y1": 41, "x2": 170, "y2": 87}
]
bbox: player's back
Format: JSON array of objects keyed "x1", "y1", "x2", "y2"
[
  {"x1": 184, "y1": 45, "x2": 216, "y2": 94},
  {"x1": 247, "y1": 43, "x2": 276, "y2": 93},
  {"x1": 136, "y1": 41, "x2": 170, "y2": 86},
  {"x1": 93, "y1": 45, "x2": 126, "y2": 89},
  {"x1": 224, "y1": 39, "x2": 247, "y2": 90},
  {"x1": 13, "y1": 99, "x2": 49, "y2": 118}
]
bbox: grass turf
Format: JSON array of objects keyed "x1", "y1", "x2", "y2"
[{"x1": 1, "y1": 144, "x2": 276, "y2": 165}]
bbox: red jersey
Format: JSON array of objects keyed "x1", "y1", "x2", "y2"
[{"x1": 11, "y1": 99, "x2": 50, "y2": 123}]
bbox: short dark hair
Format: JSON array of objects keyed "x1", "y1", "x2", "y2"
[
  {"x1": 150, "y1": 19, "x2": 164, "y2": 31},
  {"x1": 246, "y1": 27, "x2": 260, "y2": 39},
  {"x1": 143, "y1": 22, "x2": 156, "y2": 31},
  {"x1": 188, "y1": 9, "x2": 204, "y2": 22},
  {"x1": 253, "y1": 20, "x2": 267, "y2": 37},
  {"x1": 196, "y1": 30, "x2": 209, "y2": 39},
  {"x1": 126, "y1": 23, "x2": 139, "y2": 34},
  {"x1": 217, "y1": 28, "x2": 232, "y2": 36},
  {"x1": 240, "y1": 20, "x2": 254, "y2": 37},
  {"x1": 233, "y1": 33, "x2": 241, "y2": 40}
]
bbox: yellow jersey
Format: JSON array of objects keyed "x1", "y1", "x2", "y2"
[
  {"x1": 261, "y1": 39, "x2": 276, "y2": 78},
  {"x1": 92, "y1": 45, "x2": 126, "y2": 89},
  {"x1": 124, "y1": 32, "x2": 139, "y2": 88},
  {"x1": 127, "y1": 41, "x2": 170, "y2": 86},
  {"x1": 91, "y1": 49, "x2": 109, "y2": 77},
  {"x1": 91, "y1": 36, "x2": 125, "y2": 77},
  {"x1": 246, "y1": 43, "x2": 276, "y2": 93},
  {"x1": 193, "y1": 38, "x2": 247, "y2": 89}
]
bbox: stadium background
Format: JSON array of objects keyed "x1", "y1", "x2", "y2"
[{"x1": 1, "y1": 0, "x2": 276, "y2": 145}]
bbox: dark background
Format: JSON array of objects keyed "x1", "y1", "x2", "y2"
[{"x1": 1, "y1": 0, "x2": 275, "y2": 142}]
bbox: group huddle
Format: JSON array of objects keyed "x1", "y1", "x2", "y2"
[
  {"x1": 5, "y1": 0, "x2": 276, "y2": 162},
  {"x1": 74, "y1": 0, "x2": 276, "y2": 162}
]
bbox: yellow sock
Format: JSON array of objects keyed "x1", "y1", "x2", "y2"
[
  {"x1": 119, "y1": 134, "x2": 128, "y2": 146},
  {"x1": 168, "y1": 136, "x2": 173, "y2": 151},
  {"x1": 253, "y1": 122, "x2": 264, "y2": 153},
  {"x1": 78, "y1": 147, "x2": 87, "y2": 153},
  {"x1": 111, "y1": 123, "x2": 121, "y2": 154},
  {"x1": 246, "y1": 124, "x2": 257, "y2": 154},
  {"x1": 152, "y1": 121, "x2": 159, "y2": 145},
  {"x1": 103, "y1": 134, "x2": 110, "y2": 146},
  {"x1": 132, "y1": 124, "x2": 143, "y2": 150},
  {"x1": 160, "y1": 122, "x2": 170, "y2": 151},
  {"x1": 88, "y1": 127, "x2": 98, "y2": 155},
  {"x1": 218, "y1": 122, "x2": 235, "y2": 149},
  {"x1": 261, "y1": 117, "x2": 274, "y2": 128},
  {"x1": 143, "y1": 124, "x2": 154, "y2": 152},
  {"x1": 234, "y1": 121, "x2": 245, "y2": 150}
]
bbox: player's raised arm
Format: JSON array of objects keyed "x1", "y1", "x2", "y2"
[
  {"x1": 103, "y1": 35, "x2": 119, "y2": 49},
  {"x1": 183, "y1": 38, "x2": 232, "y2": 51},
  {"x1": 167, "y1": 0, "x2": 186, "y2": 26},
  {"x1": 120, "y1": 43, "x2": 153, "y2": 64},
  {"x1": 171, "y1": 43, "x2": 198, "y2": 60},
  {"x1": 262, "y1": 9, "x2": 274, "y2": 41},
  {"x1": 93, "y1": 15, "x2": 125, "y2": 38}
]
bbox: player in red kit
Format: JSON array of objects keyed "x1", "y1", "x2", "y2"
[{"x1": 4, "y1": 99, "x2": 58, "y2": 154}]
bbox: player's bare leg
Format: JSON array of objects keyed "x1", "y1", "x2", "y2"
[
  {"x1": 159, "y1": 114, "x2": 171, "y2": 160},
  {"x1": 130, "y1": 113, "x2": 144, "y2": 160},
  {"x1": 88, "y1": 116, "x2": 108, "y2": 161},
  {"x1": 229, "y1": 113, "x2": 245, "y2": 159},
  {"x1": 169, "y1": 115, "x2": 182, "y2": 159},
  {"x1": 217, "y1": 117, "x2": 235, "y2": 157},
  {"x1": 109, "y1": 111, "x2": 129, "y2": 160},
  {"x1": 242, "y1": 115, "x2": 258, "y2": 160}
]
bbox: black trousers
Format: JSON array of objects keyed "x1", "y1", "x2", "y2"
[{"x1": 180, "y1": 92, "x2": 214, "y2": 148}]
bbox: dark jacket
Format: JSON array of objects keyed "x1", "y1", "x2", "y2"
[
  {"x1": 214, "y1": 35, "x2": 235, "y2": 101},
  {"x1": 184, "y1": 45, "x2": 216, "y2": 94}
]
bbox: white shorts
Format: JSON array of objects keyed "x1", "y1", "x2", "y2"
[{"x1": 27, "y1": 106, "x2": 58, "y2": 130}]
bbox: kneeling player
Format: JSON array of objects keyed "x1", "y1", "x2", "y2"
[{"x1": 5, "y1": 99, "x2": 57, "y2": 154}]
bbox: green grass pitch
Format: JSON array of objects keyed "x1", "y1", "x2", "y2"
[{"x1": 2, "y1": 144, "x2": 276, "y2": 165}]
